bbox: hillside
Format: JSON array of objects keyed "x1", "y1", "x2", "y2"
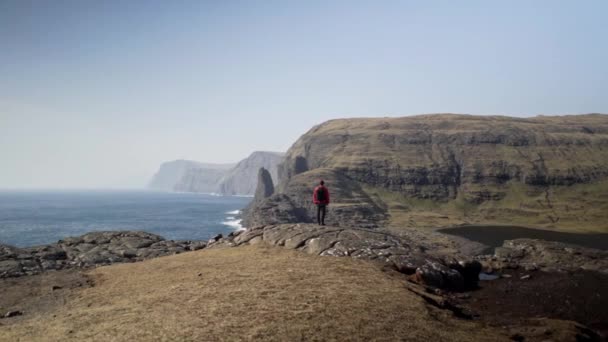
[
  {"x1": 0, "y1": 245, "x2": 506, "y2": 341},
  {"x1": 244, "y1": 114, "x2": 608, "y2": 232}
]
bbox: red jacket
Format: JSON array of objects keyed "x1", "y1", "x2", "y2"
[{"x1": 313, "y1": 185, "x2": 330, "y2": 205}]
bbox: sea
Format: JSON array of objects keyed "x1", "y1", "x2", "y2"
[{"x1": 0, "y1": 190, "x2": 252, "y2": 247}]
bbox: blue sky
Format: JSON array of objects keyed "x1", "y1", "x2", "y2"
[{"x1": 1, "y1": 1, "x2": 607, "y2": 188}]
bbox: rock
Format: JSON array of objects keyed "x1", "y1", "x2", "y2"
[
  {"x1": 119, "y1": 250, "x2": 137, "y2": 258},
  {"x1": 189, "y1": 241, "x2": 207, "y2": 251},
  {"x1": 0, "y1": 260, "x2": 23, "y2": 276},
  {"x1": 255, "y1": 167, "x2": 275, "y2": 199},
  {"x1": 37, "y1": 247, "x2": 67, "y2": 260},
  {"x1": 234, "y1": 224, "x2": 479, "y2": 290},
  {"x1": 121, "y1": 237, "x2": 155, "y2": 249},
  {"x1": 3, "y1": 311, "x2": 23, "y2": 318}
]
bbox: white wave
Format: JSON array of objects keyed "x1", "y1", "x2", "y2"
[
  {"x1": 226, "y1": 210, "x2": 240, "y2": 215},
  {"x1": 222, "y1": 218, "x2": 244, "y2": 230},
  {"x1": 226, "y1": 216, "x2": 235, "y2": 220}
]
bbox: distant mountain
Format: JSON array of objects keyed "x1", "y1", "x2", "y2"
[
  {"x1": 147, "y1": 152, "x2": 284, "y2": 195},
  {"x1": 217, "y1": 152, "x2": 284, "y2": 195},
  {"x1": 148, "y1": 160, "x2": 234, "y2": 192}
]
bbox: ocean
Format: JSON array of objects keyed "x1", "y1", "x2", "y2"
[{"x1": 0, "y1": 190, "x2": 252, "y2": 247}]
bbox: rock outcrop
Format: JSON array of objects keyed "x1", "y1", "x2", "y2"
[
  {"x1": 0, "y1": 231, "x2": 210, "y2": 278},
  {"x1": 245, "y1": 114, "x2": 608, "y2": 231},
  {"x1": 232, "y1": 223, "x2": 482, "y2": 291},
  {"x1": 253, "y1": 167, "x2": 274, "y2": 200}
]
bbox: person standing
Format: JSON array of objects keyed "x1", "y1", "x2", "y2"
[{"x1": 313, "y1": 180, "x2": 330, "y2": 225}]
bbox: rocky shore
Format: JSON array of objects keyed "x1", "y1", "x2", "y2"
[{"x1": 0, "y1": 231, "x2": 218, "y2": 278}]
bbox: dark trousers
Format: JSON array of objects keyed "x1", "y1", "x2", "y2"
[{"x1": 317, "y1": 204, "x2": 326, "y2": 225}]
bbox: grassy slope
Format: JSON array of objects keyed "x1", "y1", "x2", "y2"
[
  {"x1": 364, "y1": 180, "x2": 608, "y2": 233},
  {"x1": 0, "y1": 245, "x2": 505, "y2": 342}
]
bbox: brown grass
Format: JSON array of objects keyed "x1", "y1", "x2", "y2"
[{"x1": 0, "y1": 245, "x2": 506, "y2": 341}]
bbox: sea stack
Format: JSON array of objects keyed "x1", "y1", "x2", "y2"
[{"x1": 254, "y1": 167, "x2": 275, "y2": 200}]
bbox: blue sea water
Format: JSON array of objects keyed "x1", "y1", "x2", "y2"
[{"x1": 0, "y1": 190, "x2": 252, "y2": 247}]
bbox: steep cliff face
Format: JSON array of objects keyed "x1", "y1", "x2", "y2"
[
  {"x1": 148, "y1": 159, "x2": 234, "y2": 191},
  {"x1": 148, "y1": 152, "x2": 283, "y2": 195},
  {"x1": 148, "y1": 160, "x2": 234, "y2": 192},
  {"x1": 246, "y1": 114, "x2": 608, "y2": 232},
  {"x1": 173, "y1": 167, "x2": 229, "y2": 193},
  {"x1": 217, "y1": 152, "x2": 284, "y2": 195}
]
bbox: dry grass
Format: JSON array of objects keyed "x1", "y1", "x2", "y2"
[{"x1": 0, "y1": 245, "x2": 506, "y2": 341}]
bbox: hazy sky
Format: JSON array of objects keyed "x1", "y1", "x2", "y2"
[{"x1": 1, "y1": 1, "x2": 607, "y2": 188}]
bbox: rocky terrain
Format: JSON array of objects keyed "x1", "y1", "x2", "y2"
[
  {"x1": 1, "y1": 225, "x2": 606, "y2": 341},
  {"x1": 148, "y1": 151, "x2": 284, "y2": 195},
  {"x1": 244, "y1": 114, "x2": 608, "y2": 232},
  {"x1": 0, "y1": 231, "x2": 214, "y2": 278}
]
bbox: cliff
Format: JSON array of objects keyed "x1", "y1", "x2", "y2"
[
  {"x1": 147, "y1": 152, "x2": 283, "y2": 195},
  {"x1": 216, "y1": 151, "x2": 284, "y2": 195},
  {"x1": 245, "y1": 114, "x2": 608, "y2": 232},
  {"x1": 148, "y1": 160, "x2": 234, "y2": 192}
]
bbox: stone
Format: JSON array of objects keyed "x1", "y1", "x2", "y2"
[
  {"x1": 234, "y1": 224, "x2": 479, "y2": 290},
  {"x1": 4, "y1": 311, "x2": 23, "y2": 318}
]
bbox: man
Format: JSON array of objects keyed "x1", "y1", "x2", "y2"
[{"x1": 312, "y1": 180, "x2": 330, "y2": 226}]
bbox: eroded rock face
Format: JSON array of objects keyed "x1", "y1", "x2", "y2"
[
  {"x1": 0, "y1": 231, "x2": 210, "y2": 278},
  {"x1": 477, "y1": 239, "x2": 608, "y2": 274},
  {"x1": 233, "y1": 224, "x2": 481, "y2": 291}
]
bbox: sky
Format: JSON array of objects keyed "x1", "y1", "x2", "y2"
[{"x1": 1, "y1": 0, "x2": 607, "y2": 189}]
